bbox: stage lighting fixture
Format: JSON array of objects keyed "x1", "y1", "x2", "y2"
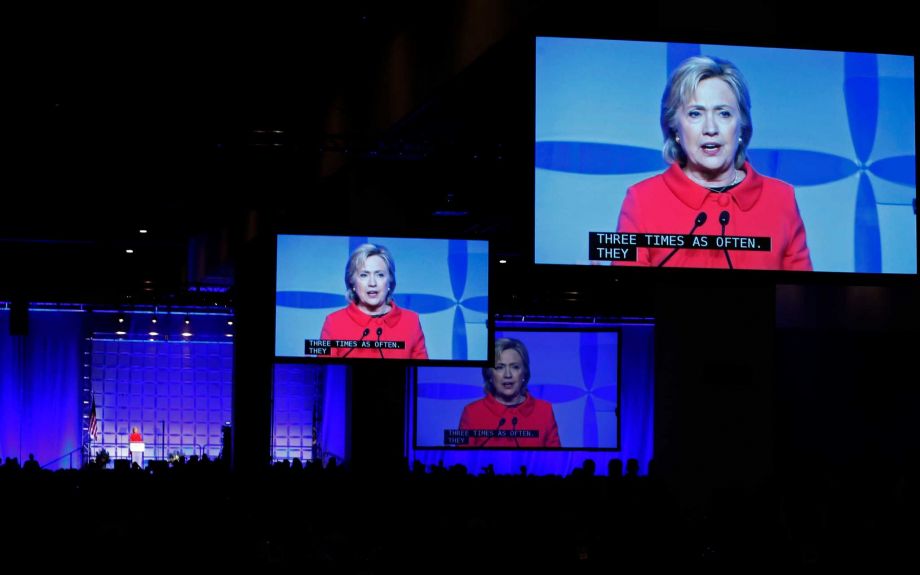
[{"x1": 115, "y1": 312, "x2": 128, "y2": 335}]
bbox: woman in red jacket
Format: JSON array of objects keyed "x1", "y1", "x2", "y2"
[
  {"x1": 458, "y1": 338, "x2": 560, "y2": 447},
  {"x1": 615, "y1": 55, "x2": 812, "y2": 271},
  {"x1": 320, "y1": 243, "x2": 428, "y2": 359}
]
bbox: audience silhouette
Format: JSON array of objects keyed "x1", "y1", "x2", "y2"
[{"x1": 2, "y1": 451, "x2": 915, "y2": 568}]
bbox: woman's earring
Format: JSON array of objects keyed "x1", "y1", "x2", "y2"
[{"x1": 675, "y1": 136, "x2": 680, "y2": 143}]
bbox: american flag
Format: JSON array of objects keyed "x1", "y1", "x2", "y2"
[{"x1": 89, "y1": 393, "x2": 98, "y2": 441}]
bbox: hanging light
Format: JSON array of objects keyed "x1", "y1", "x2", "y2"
[{"x1": 115, "y1": 312, "x2": 129, "y2": 336}]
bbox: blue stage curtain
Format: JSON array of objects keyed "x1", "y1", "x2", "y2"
[
  {"x1": 0, "y1": 310, "x2": 84, "y2": 470},
  {"x1": 321, "y1": 365, "x2": 348, "y2": 463}
]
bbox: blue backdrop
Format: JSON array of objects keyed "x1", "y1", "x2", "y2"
[
  {"x1": 89, "y1": 338, "x2": 233, "y2": 461},
  {"x1": 272, "y1": 363, "x2": 347, "y2": 463},
  {"x1": 535, "y1": 37, "x2": 916, "y2": 274},
  {"x1": 275, "y1": 235, "x2": 489, "y2": 360}
]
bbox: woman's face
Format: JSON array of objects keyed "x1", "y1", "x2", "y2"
[
  {"x1": 675, "y1": 77, "x2": 741, "y2": 182},
  {"x1": 491, "y1": 349, "x2": 526, "y2": 405},
  {"x1": 353, "y1": 255, "x2": 390, "y2": 313}
]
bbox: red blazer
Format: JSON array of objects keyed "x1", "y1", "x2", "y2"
[
  {"x1": 130, "y1": 432, "x2": 142, "y2": 442},
  {"x1": 615, "y1": 162, "x2": 812, "y2": 270},
  {"x1": 458, "y1": 393, "x2": 561, "y2": 448},
  {"x1": 320, "y1": 301, "x2": 428, "y2": 359}
]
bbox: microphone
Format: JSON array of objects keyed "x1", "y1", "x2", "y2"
[
  {"x1": 511, "y1": 416, "x2": 520, "y2": 448},
  {"x1": 719, "y1": 210, "x2": 734, "y2": 270},
  {"x1": 481, "y1": 417, "x2": 506, "y2": 447},
  {"x1": 341, "y1": 328, "x2": 370, "y2": 358},
  {"x1": 375, "y1": 327, "x2": 384, "y2": 359},
  {"x1": 658, "y1": 212, "x2": 707, "y2": 268}
]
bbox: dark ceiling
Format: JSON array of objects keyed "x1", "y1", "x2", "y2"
[{"x1": 3, "y1": 2, "x2": 915, "y2": 308}]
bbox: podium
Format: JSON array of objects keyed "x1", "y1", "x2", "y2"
[{"x1": 129, "y1": 441, "x2": 145, "y2": 467}]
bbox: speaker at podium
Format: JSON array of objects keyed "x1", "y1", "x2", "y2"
[{"x1": 129, "y1": 426, "x2": 144, "y2": 467}]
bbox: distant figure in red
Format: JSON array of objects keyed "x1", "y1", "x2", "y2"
[
  {"x1": 458, "y1": 338, "x2": 561, "y2": 447},
  {"x1": 130, "y1": 426, "x2": 143, "y2": 442},
  {"x1": 320, "y1": 243, "x2": 428, "y2": 359}
]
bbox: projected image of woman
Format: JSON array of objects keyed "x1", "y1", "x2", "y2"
[
  {"x1": 615, "y1": 56, "x2": 812, "y2": 270},
  {"x1": 320, "y1": 243, "x2": 428, "y2": 359},
  {"x1": 458, "y1": 338, "x2": 560, "y2": 447}
]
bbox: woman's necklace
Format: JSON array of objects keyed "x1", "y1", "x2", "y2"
[{"x1": 707, "y1": 169, "x2": 742, "y2": 193}]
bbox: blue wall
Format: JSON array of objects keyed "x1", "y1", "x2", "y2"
[{"x1": 89, "y1": 338, "x2": 233, "y2": 461}]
